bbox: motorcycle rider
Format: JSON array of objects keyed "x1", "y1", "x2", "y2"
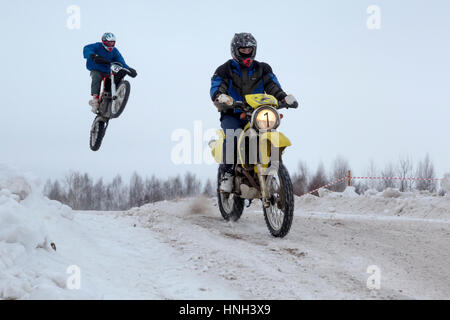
[
  {"x1": 83, "y1": 32, "x2": 137, "y2": 113},
  {"x1": 210, "y1": 33, "x2": 298, "y2": 193}
]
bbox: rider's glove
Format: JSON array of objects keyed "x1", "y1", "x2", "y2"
[
  {"x1": 214, "y1": 94, "x2": 234, "y2": 112},
  {"x1": 128, "y1": 68, "x2": 137, "y2": 78},
  {"x1": 216, "y1": 94, "x2": 233, "y2": 106},
  {"x1": 282, "y1": 94, "x2": 299, "y2": 109},
  {"x1": 91, "y1": 54, "x2": 110, "y2": 65}
]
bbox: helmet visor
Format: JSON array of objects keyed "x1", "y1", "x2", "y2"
[
  {"x1": 239, "y1": 47, "x2": 254, "y2": 58},
  {"x1": 102, "y1": 40, "x2": 116, "y2": 48}
]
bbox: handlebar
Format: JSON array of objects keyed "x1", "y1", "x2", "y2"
[
  {"x1": 111, "y1": 63, "x2": 137, "y2": 78},
  {"x1": 231, "y1": 100, "x2": 298, "y2": 112}
]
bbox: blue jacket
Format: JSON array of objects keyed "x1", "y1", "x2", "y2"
[
  {"x1": 83, "y1": 42, "x2": 129, "y2": 74},
  {"x1": 210, "y1": 59, "x2": 286, "y2": 116}
]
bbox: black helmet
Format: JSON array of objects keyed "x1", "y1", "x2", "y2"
[{"x1": 231, "y1": 33, "x2": 257, "y2": 67}]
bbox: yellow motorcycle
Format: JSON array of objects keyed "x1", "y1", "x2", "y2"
[{"x1": 209, "y1": 93, "x2": 298, "y2": 238}]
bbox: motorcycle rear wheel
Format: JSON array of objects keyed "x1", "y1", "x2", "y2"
[{"x1": 217, "y1": 169, "x2": 244, "y2": 222}]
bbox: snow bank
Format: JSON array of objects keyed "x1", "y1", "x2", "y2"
[
  {"x1": 296, "y1": 186, "x2": 450, "y2": 221},
  {"x1": 441, "y1": 173, "x2": 450, "y2": 194},
  {"x1": 0, "y1": 165, "x2": 85, "y2": 300}
]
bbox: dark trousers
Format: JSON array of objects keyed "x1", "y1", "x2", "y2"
[
  {"x1": 220, "y1": 114, "x2": 248, "y2": 174},
  {"x1": 90, "y1": 71, "x2": 109, "y2": 96}
]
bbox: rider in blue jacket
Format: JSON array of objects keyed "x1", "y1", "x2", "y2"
[
  {"x1": 210, "y1": 33, "x2": 298, "y2": 193},
  {"x1": 83, "y1": 33, "x2": 137, "y2": 113}
]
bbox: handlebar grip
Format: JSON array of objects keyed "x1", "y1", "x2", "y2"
[
  {"x1": 233, "y1": 101, "x2": 244, "y2": 108},
  {"x1": 127, "y1": 69, "x2": 137, "y2": 78},
  {"x1": 278, "y1": 101, "x2": 299, "y2": 109},
  {"x1": 290, "y1": 101, "x2": 299, "y2": 109}
]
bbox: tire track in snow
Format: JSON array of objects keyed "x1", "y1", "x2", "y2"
[{"x1": 125, "y1": 198, "x2": 450, "y2": 299}]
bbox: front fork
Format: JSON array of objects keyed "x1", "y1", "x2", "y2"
[
  {"x1": 256, "y1": 163, "x2": 279, "y2": 208},
  {"x1": 256, "y1": 164, "x2": 270, "y2": 208},
  {"x1": 256, "y1": 142, "x2": 281, "y2": 207},
  {"x1": 110, "y1": 73, "x2": 117, "y2": 100},
  {"x1": 99, "y1": 73, "x2": 117, "y2": 103}
]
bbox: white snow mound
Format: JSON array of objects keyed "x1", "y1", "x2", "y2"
[
  {"x1": 0, "y1": 165, "x2": 81, "y2": 300},
  {"x1": 296, "y1": 186, "x2": 450, "y2": 221}
]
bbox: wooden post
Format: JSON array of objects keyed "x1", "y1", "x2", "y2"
[{"x1": 348, "y1": 170, "x2": 352, "y2": 186}]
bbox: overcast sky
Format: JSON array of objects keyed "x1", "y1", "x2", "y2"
[{"x1": 0, "y1": 0, "x2": 449, "y2": 183}]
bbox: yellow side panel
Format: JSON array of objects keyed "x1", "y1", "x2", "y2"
[
  {"x1": 259, "y1": 132, "x2": 291, "y2": 166},
  {"x1": 260, "y1": 132, "x2": 291, "y2": 148}
]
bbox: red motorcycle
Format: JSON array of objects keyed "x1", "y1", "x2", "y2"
[{"x1": 90, "y1": 62, "x2": 135, "y2": 151}]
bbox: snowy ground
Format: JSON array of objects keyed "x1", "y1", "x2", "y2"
[{"x1": 1, "y1": 166, "x2": 449, "y2": 300}]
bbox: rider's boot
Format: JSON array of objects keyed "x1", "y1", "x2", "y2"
[
  {"x1": 89, "y1": 95, "x2": 99, "y2": 114},
  {"x1": 220, "y1": 172, "x2": 234, "y2": 193}
]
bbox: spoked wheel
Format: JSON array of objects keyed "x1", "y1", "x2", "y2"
[
  {"x1": 217, "y1": 169, "x2": 244, "y2": 222},
  {"x1": 263, "y1": 163, "x2": 294, "y2": 238},
  {"x1": 110, "y1": 80, "x2": 130, "y2": 119},
  {"x1": 90, "y1": 116, "x2": 108, "y2": 151}
]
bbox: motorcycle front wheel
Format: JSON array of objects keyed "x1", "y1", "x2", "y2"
[
  {"x1": 89, "y1": 116, "x2": 108, "y2": 151},
  {"x1": 217, "y1": 169, "x2": 244, "y2": 222},
  {"x1": 263, "y1": 163, "x2": 294, "y2": 238},
  {"x1": 110, "y1": 80, "x2": 130, "y2": 119}
]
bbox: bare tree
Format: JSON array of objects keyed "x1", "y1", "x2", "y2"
[
  {"x1": 397, "y1": 154, "x2": 413, "y2": 192},
  {"x1": 380, "y1": 162, "x2": 397, "y2": 190},
  {"x1": 129, "y1": 172, "x2": 145, "y2": 207},
  {"x1": 44, "y1": 179, "x2": 65, "y2": 203},
  {"x1": 144, "y1": 175, "x2": 164, "y2": 203},
  {"x1": 109, "y1": 175, "x2": 128, "y2": 210},
  {"x1": 183, "y1": 172, "x2": 201, "y2": 197},
  {"x1": 202, "y1": 179, "x2": 215, "y2": 197},
  {"x1": 415, "y1": 154, "x2": 437, "y2": 193},
  {"x1": 292, "y1": 161, "x2": 309, "y2": 196},
  {"x1": 171, "y1": 175, "x2": 184, "y2": 199},
  {"x1": 308, "y1": 162, "x2": 328, "y2": 196},
  {"x1": 365, "y1": 159, "x2": 381, "y2": 191},
  {"x1": 64, "y1": 172, "x2": 84, "y2": 209},
  {"x1": 92, "y1": 178, "x2": 106, "y2": 210},
  {"x1": 329, "y1": 156, "x2": 350, "y2": 192}
]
